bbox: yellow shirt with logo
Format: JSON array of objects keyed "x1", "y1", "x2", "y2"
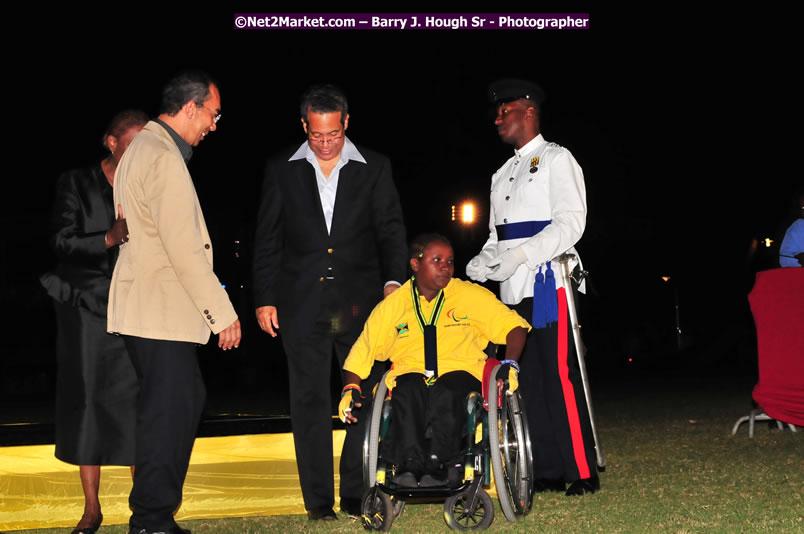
[{"x1": 344, "y1": 277, "x2": 531, "y2": 389}]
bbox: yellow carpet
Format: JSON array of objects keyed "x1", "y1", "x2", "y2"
[{"x1": 0, "y1": 431, "x2": 345, "y2": 531}]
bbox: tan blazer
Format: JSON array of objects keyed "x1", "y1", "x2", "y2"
[{"x1": 107, "y1": 121, "x2": 237, "y2": 344}]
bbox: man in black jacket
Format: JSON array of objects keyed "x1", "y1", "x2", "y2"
[{"x1": 253, "y1": 84, "x2": 407, "y2": 520}]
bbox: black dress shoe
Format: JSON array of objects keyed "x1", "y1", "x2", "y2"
[
  {"x1": 565, "y1": 474, "x2": 600, "y2": 496},
  {"x1": 72, "y1": 526, "x2": 100, "y2": 534},
  {"x1": 419, "y1": 473, "x2": 447, "y2": 487},
  {"x1": 447, "y1": 465, "x2": 463, "y2": 488},
  {"x1": 72, "y1": 512, "x2": 103, "y2": 534},
  {"x1": 129, "y1": 526, "x2": 190, "y2": 534},
  {"x1": 393, "y1": 471, "x2": 419, "y2": 488},
  {"x1": 340, "y1": 497, "x2": 362, "y2": 517},
  {"x1": 307, "y1": 507, "x2": 338, "y2": 520},
  {"x1": 534, "y1": 478, "x2": 566, "y2": 492}
]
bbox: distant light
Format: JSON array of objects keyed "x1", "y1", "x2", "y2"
[
  {"x1": 628, "y1": 358, "x2": 633, "y2": 362},
  {"x1": 221, "y1": 284, "x2": 226, "y2": 289},
  {"x1": 661, "y1": 276, "x2": 671, "y2": 282},
  {"x1": 451, "y1": 205, "x2": 456, "y2": 221},
  {"x1": 764, "y1": 238, "x2": 773, "y2": 248},
  {"x1": 461, "y1": 203, "x2": 475, "y2": 224}
]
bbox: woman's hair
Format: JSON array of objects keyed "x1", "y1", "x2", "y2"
[{"x1": 102, "y1": 109, "x2": 149, "y2": 150}]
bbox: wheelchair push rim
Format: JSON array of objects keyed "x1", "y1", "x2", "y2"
[
  {"x1": 488, "y1": 364, "x2": 534, "y2": 521},
  {"x1": 364, "y1": 371, "x2": 391, "y2": 489}
]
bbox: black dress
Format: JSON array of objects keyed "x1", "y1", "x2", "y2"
[{"x1": 40, "y1": 164, "x2": 137, "y2": 465}]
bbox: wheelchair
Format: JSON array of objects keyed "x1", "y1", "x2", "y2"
[{"x1": 360, "y1": 359, "x2": 533, "y2": 531}]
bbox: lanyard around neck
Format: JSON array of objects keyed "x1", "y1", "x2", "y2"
[{"x1": 410, "y1": 278, "x2": 445, "y2": 378}]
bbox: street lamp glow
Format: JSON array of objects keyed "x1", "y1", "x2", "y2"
[
  {"x1": 461, "y1": 203, "x2": 475, "y2": 224},
  {"x1": 764, "y1": 238, "x2": 773, "y2": 248}
]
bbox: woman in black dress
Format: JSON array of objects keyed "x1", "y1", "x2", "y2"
[{"x1": 40, "y1": 109, "x2": 148, "y2": 534}]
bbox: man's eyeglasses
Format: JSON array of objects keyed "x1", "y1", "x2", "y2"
[
  {"x1": 198, "y1": 104, "x2": 221, "y2": 124},
  {"x1": 308, "y1": 133, "x2": 343, "y2": 145}
]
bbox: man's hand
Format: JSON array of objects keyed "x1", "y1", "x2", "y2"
[
  {"x1": 105, "y1": 204, "x2": 129, "y2": 248},
  {"x1": 466, "y1": 251, "x2": 494, "y2": 282},
  {"x1": 218, "y1": 319, "x2": 241, "y2": 350},
  {"x1": 496, "y1": 360, "x2": 520, "y2": 398},
  {"x1": 486, "y1": 247, "x2": 528, "y2": 282},
  {"x1": 339, "y1": 386, "x2": 362, "y2": 424},
  {"x1": 383, "y1": 283, "x2": 401, "y2": 298},
  {"x1": 256, "y1": 306, "x2": 279, "y2": 337},
  {"x1": 506, "y1": 370, "x2": 519, "y2": 394}
]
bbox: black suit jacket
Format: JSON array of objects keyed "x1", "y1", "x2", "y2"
[
  {"x1": 253, "y1": 144, "x2": 407, "y2": 341},
  {"x1": 40, "y1": 164, "x2": 118, "y2": 317}
]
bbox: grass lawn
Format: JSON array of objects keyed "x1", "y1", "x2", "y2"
[{"x1": 11, "y1": 373, "x2": 802, "y2": 533}]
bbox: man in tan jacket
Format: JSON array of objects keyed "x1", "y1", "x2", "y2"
[{"x1": 108, "y1": 71, "x2": 240, "y2": 534}]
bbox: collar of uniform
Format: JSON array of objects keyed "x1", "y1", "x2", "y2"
[
  {"x1": 513, "y1": 133, "x2": 545, "y2": 158},
  {"x1": 288, "y1": 136, "x2": 367, "y2": 164}
]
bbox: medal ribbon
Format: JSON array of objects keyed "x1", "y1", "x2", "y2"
[{"x1": 410, "y1": 278, "x2": 445, "y2": 378}]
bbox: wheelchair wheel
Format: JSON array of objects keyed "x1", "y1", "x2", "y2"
[
  {"x1": 488, "y1": 365, "x2": 534, "y2": 521},
  {"x1": 443, "y1": 487, "x2": 494, "y2": 531},
  {"x1": 361, "y1": 486, "x2": 394, "y2": 531},
  {"x1": 363, "y1": 372, "x2": 390, "y2": 488}
]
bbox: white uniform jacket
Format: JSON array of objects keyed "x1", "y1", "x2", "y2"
[{"x1": 481, "y1": 134, "x2": 586, "y2": 305}]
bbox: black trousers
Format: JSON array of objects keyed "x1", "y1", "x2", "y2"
[
  {"x1": 514, "y1": 293, "x2": 597, "y2": 482},
  {"x1": 124, "y1": 336, "x2": 206, "y2": 530},
  {"x1": 380, "y1": 371, "x2": 480, "y2": 472},
  {"x1": 281, "y1": 284, "x2": 385, "y2": 511}
]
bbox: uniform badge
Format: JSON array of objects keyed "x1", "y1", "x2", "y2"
[
  {"x1": 395, "y1": 322, "x2": 409, "y2": 335},
  {"x1": 530, "y1": 156, "x2": 539, "y2": 174}
]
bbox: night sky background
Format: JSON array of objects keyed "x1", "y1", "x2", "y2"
[{"x1": 2, "y1": 8, "x2": 798, "y2": 420}]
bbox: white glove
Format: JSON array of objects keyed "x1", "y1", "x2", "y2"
[
  {"x1": 466, "y1": 250, "x2": 494, "y2": 282},
  {"x1": 486, "y1": 247, "x2": 528, "y2": 282}
]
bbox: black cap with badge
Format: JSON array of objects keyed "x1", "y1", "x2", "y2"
[{"x1": 488, "y1": 78, "x2": 546, "y2": 107}]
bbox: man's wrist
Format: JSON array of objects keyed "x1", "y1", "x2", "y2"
[{"x1": 342, "y1": 383, "x2": 362, "y2": 397}]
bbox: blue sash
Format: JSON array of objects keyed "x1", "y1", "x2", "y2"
[
  {"x1": 496, "y1": 220, "x2": 551, "y2": 241},
  {"x1": 496, "y1": 220, "x2": 557, "y2": 328}
]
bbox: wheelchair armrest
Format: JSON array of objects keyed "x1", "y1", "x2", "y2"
[{"x1": 482, "y1": 358, "x2": 501, "y2": 402}]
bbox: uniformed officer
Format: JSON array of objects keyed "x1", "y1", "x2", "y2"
[{"x1": 466, "y1": 78, "x2": 599, "y2": 496}]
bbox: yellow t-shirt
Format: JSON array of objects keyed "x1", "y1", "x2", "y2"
[{"x1": 344, "y1": 278, "x2": 531, "y2": 389}]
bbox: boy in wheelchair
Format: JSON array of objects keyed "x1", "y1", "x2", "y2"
[{"x1": 339, "y1": 233, "x2": 530, "y2": 488}]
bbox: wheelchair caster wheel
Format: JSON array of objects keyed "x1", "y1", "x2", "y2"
[
  {"x1": 361, "y1": 486, "x2": 393, "y2": 531},
  {"x1": 443, "y1": 488, "x2": 494, "y2": 530}
]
